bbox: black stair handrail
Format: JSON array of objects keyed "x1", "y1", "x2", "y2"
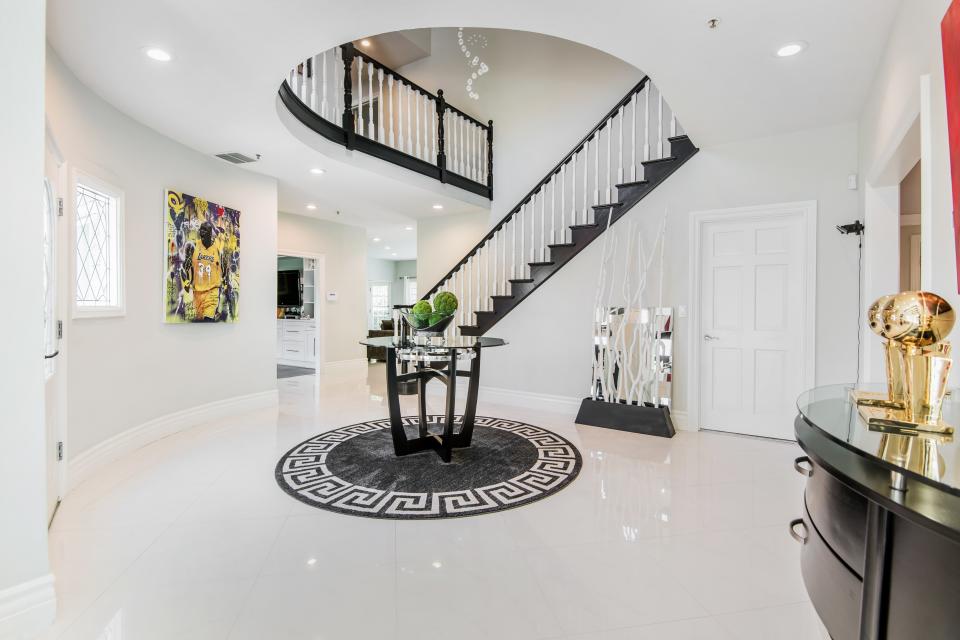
[{"x1": 422, "y1": 76, "x2": 650, "y2": 300}]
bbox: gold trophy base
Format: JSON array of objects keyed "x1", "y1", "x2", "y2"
[
  {"x1": 850, "y1": 389, "x2": 904, "y2": 410},
  {"x1": 856, "y1": 403, "x2": 954, "y2": 436}
]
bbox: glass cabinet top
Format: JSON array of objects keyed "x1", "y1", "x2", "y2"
[{"x1": 797, "y1": 384, "x2": 960, "y2": 495}]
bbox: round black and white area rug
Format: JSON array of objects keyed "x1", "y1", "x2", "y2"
[{"x1": 274, "y1": 416, "x2": 582, "y2": 519}]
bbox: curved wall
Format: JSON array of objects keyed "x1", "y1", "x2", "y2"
[{"x1": 46, "y1": 49, "x2": 279, "y2": 467}]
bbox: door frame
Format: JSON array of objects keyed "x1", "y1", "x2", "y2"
[
  {"x1": 687, "y1": 200, "x2": 818, "y2": 432},
  {"x1": 276, "y1": 250, "x2": 326, "y2": 372},
  {"x1": 45, "y1": 119, "x2": 69, "y2": 509}
]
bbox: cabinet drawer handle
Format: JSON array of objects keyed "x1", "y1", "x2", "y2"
[
  {"x1": 793, "y1": 456, "x2": 813, "y2": 477},
  {"x1": 789, "y1": 518, "x2": 808, "y2": 544}
]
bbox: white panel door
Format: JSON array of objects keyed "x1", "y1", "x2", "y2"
[{"x1": 699, "y1": 214, "x2": 805, "y2": 439}]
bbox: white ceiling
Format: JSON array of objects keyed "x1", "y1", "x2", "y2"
[{"x1": 47, "y1": 0, "x2": 902, "y2": 259}]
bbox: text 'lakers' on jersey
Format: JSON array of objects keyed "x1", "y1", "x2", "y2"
[{"x1": 193, "y1": 237, "x2": 223, "y2": 292}]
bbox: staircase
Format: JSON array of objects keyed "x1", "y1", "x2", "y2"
[{"x1": 422, "y1": 77, "x2": 698, "y2": 336}]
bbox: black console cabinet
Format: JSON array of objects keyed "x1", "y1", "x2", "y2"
[{"x1": 793, "y1": 412, "x2": 960, "y2": 640}]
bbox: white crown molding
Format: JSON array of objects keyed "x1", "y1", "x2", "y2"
[
  {"x1": 0, "y1": 574, "x2": 56, "y2": 639},
  {"x1": 66, "y1": 389, "x2": 279, "y2": 493}
]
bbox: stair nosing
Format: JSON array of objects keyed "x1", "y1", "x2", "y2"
[{"x1": 642, "y1": 156, "x2": 677, "y2": 166}]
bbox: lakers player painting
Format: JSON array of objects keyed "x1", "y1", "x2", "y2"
[{"x1": 165, "y1": 190, "x2": 240, "y2": 323}]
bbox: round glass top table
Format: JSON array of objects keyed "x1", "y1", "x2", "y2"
[
  {"x1": 358, "y1": 335, "x2": 508, "y2": 462},
  {"x1": 797, "y1": 383, "x2": 959, "y2": 495}
]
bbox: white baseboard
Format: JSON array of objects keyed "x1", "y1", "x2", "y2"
[
  {"x1": 426, "y1": 381, "x2": 581, "y2": 416},
  {"x1": 321, "y1": 358, "x2": 368, "y2": 372},
  {"x1": 0, "y1": 574, "x2": 55, "y2": 640},
  {"x1": 671, "y1": 410, "x2": 693, "y2": 431},
  {"x1": 66, "y1": 389, "x2": 279, "y2": 493}
]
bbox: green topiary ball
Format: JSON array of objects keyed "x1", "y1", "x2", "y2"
[
  {"x1": 433, "y1": 291, "x2": 459, "y2": 316},
  {"x1": 428, "y1": 312, "x2": 445, "y2": 327},
  {"x1": 411, "y1": 300, "x2": 432, "y2": 318}
]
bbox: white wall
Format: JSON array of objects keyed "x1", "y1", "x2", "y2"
[
  {"x1": 417, "y1": 211, "x2": 489, "y2": 292},
  {"x1": 482, "y1": 123, "x2": 862, "y2": 418},
  {"x1": 399, "y1": 28, "x2": 643, "y2": 230},
  {"x1": 394, "y1": 260, "x2": 417, "y2": 304},
  {"x1": 278, "y1": 212, "x2": 367, "y2": 362},
  {"x1": 46, "y1": 49, "x2": 279, "y2": 459},
  {"x1": 858, "y1": 0, "x2": 958, "y2": 384},
  {"x1": 0, "y1": 2, "x2": 55, "y2": 635}
]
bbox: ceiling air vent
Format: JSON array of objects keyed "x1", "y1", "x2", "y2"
[{"x1": 215, "y1": 152, "x2": 259, "y2": 164}]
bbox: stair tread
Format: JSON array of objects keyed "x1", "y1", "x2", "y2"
[
  {"x1": 667, "y1": 134, "x2": 690, "y2": 142},
  {"x1": 592, "y1": 202, "x2": 623, "y2": 210},
  {"x1": 569, "y1": 223, "x2": 599, "y2": 230},
  {"x1": 616, "y1": 179, "x2": 650, "y2": 189},
  {"x1": 528, "y1": 261, "x2": 555, "y2": 267},
  {"x1": 547, "y1": 242, "x2": 575, "y2": 248},
  {"x1": 642, "y1": 156, "x2": 677, "y2": 165},
  {"x1": 491, "y1": 295, "x2": 514, "y2": 299},
  {"x1": 508, "y1": 278, "x2": 534, "y2": 283},
  {"x1": 475, "y1": 310, "x2": 497, "y2": 315}
]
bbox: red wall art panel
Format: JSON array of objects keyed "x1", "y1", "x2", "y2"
[{"x1": 943, "y1": 0, "x2": 960, "y2": 292}]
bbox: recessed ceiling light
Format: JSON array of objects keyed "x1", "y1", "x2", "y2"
[
  {"x1": 432, "y1": 204, "x2": 443, "y2": 210},
  {"x1": 391, "y1": 253, "x2": 397, "y2": 257},
  {"x1": 384, "y1": 246, "x2": 391, "y2": 250},
  {"x1": 306, "y1": 203, "x2": 317, "y2": 210},
  {"x1": 372, "y1": 237, "x2": 381, "y2": 242},
  {"x1": 144, "y1": 47, "x2": 172, "y2": 62},
  {"x1": 309, "y1": 168, "x2": 325, "y2": 175},
  {"x1": 776, "y1": 41, "x2": 807, "y2": 57},
  {"x1": 404, "y1": 226, "x2": 414, "y2": 231},
  {"x1": 360, "y1": 39, "x2": 371, "y2": 47}
]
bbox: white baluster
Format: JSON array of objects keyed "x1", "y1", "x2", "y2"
[
  {"x1": 550, "y1": 176, "x2": 556, "y2": 246},
  {"x1": 377, "y1": 69, "x2": 384, "y2": 143},
  {"x1": 607, "y1": 119, "x2": 612, "y2": 203},
  {"x1": 356, "y1": 58, "x2": 364, "y2": 136},
  {"x1": 415, "y1": 90, "x2": 422, "y2": 159},
  {"x1": 422, "y1": 94, "x2": 429, "y2": 161},
  {"x1": 469, "y1": 124, "x2": 475, "y2": 181},
  {"x1": 492, "y1": 231, "x2": 498, "y2": 297},
  {"x1": 304, "y1": 59, "x2": 311, "y2": 103},
  {"x1": 406, "y1": 83, "x2": 413, "y2": 155},
  {"x1": 671, "y1": 108, "x2": 677, "y2": 138},
  {"x1": 367, "y1": 62, "x2": 375, "y2": 138},
  {"x1": 512, "y1": 211, "x2": 518, "y2": 279},
  {"x1": 429, "y1": 98, "x2": 436, "y2": 163},
  {"x1": 320, "y1": 51, "x2": 329, "y2": 119},
  {"x1": 593, "y1": 134, "x2": 600, "y2": 209},
  {"x1": 458, "y1": 118, "x2": 468, "y2": 176},
  {"x1": 582, "y1": 141, "x2": 589, "y2": 224},
  {"x1": 529, "y1": 195, "x2": 536, "y2": 263},
  {"x1": 311, "y1": 55, "x2": 318, "y2": 111},
  {"x1": 483, "y1": 243, "x2": 489, "y2": 310},
  {"x1": 387, "y1": 75, "x2": 395, "y2": 148},
  {"x1": 630, "y1": 91, "x2": 637, "y2": 181},
  {"x1": 540, "y1": 187, "x2": 547, "y2": 261},
  {"x1": 560, "y1": 164, "x2": 566, "y2": 244},
  {"x1": 617, "y1": 106, "x2": 624, "y2": 185},
  {"x1": 643, "y1": 84, "x2": 650, "y2": 162},
  {"x1": 657, "y1": 87, "x2": 664, "y2": 159},
  {"x1": 397, "y1": 82, "x2": 404, "y2": 153},
  {"x1": 500, "y1": 225, "x2": 507, "y2": 292},
  {"x1": 520, "y1": 203, "x2": 526, "y2": 277}
]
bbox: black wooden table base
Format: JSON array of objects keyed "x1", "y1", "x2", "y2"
[{"x1": 385, "y1": 345, "x2": 481, "y2": 463}]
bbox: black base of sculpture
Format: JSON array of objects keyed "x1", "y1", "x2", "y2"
[{"x1": 575, "y1": 398, "x2": 676, "y2": 438}]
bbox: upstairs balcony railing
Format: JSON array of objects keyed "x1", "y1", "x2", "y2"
[{"x1": 280, "y1": 43, "x2": 493, "y2": 199}]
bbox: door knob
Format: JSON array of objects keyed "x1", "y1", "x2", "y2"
[{"x1": 703, "y1": 334, "x2": 719, "y2": 341}]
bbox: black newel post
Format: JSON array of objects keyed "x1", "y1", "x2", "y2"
[
  {"x1": 486, "y1": 119, "x2": 494, "y2": 196},
  {"x1": 341, "y1": 43, "x2": 355, "y2": 149},
  {"x1": 436, "y1": 89, "x2": 447, "y2": 184}
]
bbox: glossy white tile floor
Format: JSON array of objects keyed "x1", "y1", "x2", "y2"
[{"x1": 44, "y1": 365, "x2": 828, "y2": 639}]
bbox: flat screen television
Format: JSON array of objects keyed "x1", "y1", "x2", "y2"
[{"x1": 277, "y1": 270, "x2": 302, "y2": 306}]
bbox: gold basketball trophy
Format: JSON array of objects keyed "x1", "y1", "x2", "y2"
[{"x1": 857, "y1": 292, "x2": 955, "y2": 482}]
